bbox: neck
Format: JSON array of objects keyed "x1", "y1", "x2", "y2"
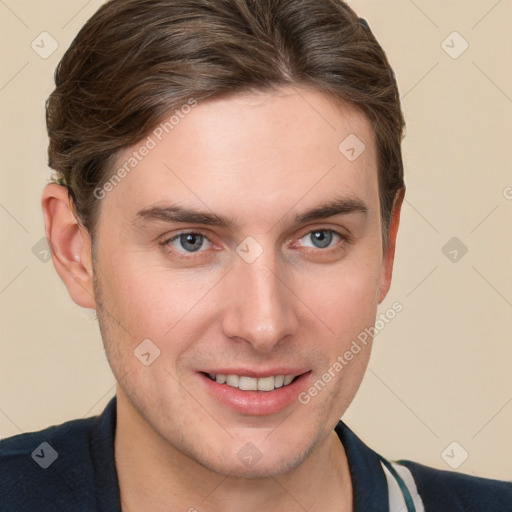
[{"x1": 114, "y1": 389, "x2": 353, "y2": 512}]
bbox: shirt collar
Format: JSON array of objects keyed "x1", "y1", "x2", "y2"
[
  {"x1": 90, "y1": 396, "x2": 121, "y2": 512},
  {"x1": 334, "y1": 420, "x2": 390, "y2": 511}
]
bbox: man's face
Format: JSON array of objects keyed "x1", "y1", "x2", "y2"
[{"x1": 92, "y1": 87, "x2": 394, "y2": 477}]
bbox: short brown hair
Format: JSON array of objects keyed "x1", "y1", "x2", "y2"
[{"x1": 46, "y1": 0, "x2": 405, "y2": 247}]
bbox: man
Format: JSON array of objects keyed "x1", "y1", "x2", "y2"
[{"x1": 1, "y1": 0, "x2": 511, "y2": 510}]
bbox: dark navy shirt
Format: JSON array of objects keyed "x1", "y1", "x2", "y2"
[{"x1": 1, "y1": 397, "x2": 511, "y2": 511}]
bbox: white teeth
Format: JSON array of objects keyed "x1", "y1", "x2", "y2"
[
  {"x1": 226, "y1": 374, "x2": 240, "y2": 387},
  {"x1": 208, "y1": 373, "x2": 298, "y2": 392},
  {"x1": 284, "y1": 375, "x2": 295, "y2": 386},
  {"x1": 274, "y1": 375, "x2": 285, "y2": 388},
  {"x1": 239, "y1": 376, "x2": 258, "y2": 391},
  {"x1": 257, "y1": 376, "x2": 275, "y2": 391}
]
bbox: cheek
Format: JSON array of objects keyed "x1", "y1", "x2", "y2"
[
  {"x1": 296, "y1": 264, "x2": 379, "y2": 417},
  {"x1": 295, "y1": 255, "x2": 381, "y2": 340},
  {"x1": 95, "y1": 249, "x2": 224, "y2": 351}
]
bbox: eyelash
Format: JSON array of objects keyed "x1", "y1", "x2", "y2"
[{"x1": 159, "y1": 228, "x2": 350, "y2": 261}]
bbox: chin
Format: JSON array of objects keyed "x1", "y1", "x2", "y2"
[
  {"x1": 187, "y1": 426, "x2": 322, "y2": 480},
  {"x1": 197, "y1": 447, "x2": 311, "y2": 479}
]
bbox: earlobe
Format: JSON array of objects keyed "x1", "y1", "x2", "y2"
[
  {"x1": 41, "y1": 183, "x2": 96, "y2": 309},
  {"x1": 377, "y1": 187, "x2": 405, "y2": 304}
]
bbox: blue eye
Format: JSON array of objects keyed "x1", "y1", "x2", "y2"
[
  {"x1": 168, "y1": 233, "x2": 210, "y2": 252},
  {"x1": 300, "y1": 230, "x2": 341, "y2": 249}
]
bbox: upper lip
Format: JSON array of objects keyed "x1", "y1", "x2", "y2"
[{"x1": 200, "y1": 368, "x2": 310, "y2": 378}]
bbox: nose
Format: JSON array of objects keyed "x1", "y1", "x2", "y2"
[{"x1": 221, "y1": 253, "x2": 299, "y2": 353}]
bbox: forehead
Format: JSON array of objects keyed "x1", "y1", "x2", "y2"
[{"x1": 101, "y1": 87, "x2": 378, "y2": 228}]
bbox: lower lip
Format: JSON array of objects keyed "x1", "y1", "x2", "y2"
[{"x1": 199, "y1": 372, "x2": 311, "y2": 416}]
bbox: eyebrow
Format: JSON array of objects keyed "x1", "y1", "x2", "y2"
[
  {"x1": 293, "y1": 197, "x2": 368, "y2": 224},
  {"x1": 133, "y1": 196, "x2": 368, "y2": 230}
]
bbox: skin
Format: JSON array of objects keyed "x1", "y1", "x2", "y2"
[{"x1": 42, "y1": 86, "x2": 404, "y2": 512}]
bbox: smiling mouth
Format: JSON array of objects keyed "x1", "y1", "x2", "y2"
[{"x1": 203, "y1": 372, "x2": 302, "y2": 392}]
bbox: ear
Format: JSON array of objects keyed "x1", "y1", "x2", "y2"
[
  {"x1": 41, "y1": 183, "x2": 96, "y2": 309},
  {"x1": 377, "y1": 187, "x2": 405, "y2": 304}
]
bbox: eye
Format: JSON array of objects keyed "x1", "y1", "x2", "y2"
[
  {"x1": 167, "y1": 232, "x2": 211, "y2": 253},
  {"x1": 298, "y1": 229, "x2": 342, "y2": 249}
]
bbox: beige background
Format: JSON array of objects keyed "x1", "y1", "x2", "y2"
[{"x1": 1, "y1": 0, "x2": 511, "y2": 481}]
